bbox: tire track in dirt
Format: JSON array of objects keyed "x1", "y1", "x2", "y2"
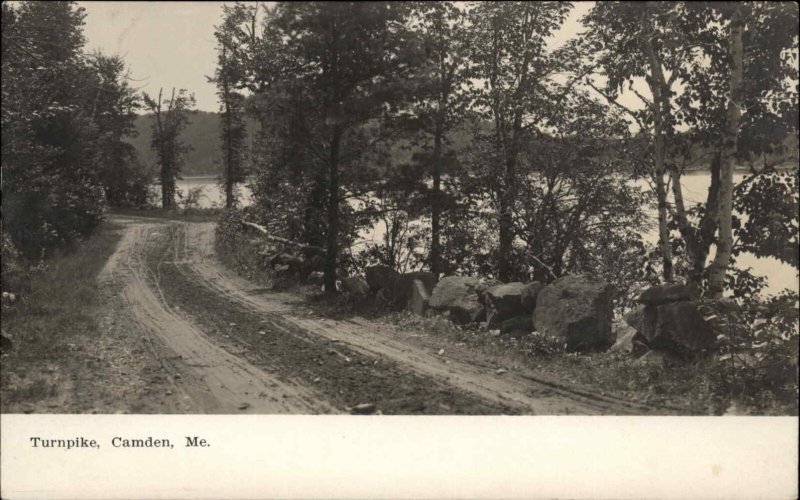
[
  {"x1": 104, "y1": 217, "x2": 336, "y2": 414},
  {"x1": 182, "y1": 222, "x2": 682, "y2": 415},
  {"x1": 155, "y1": 223, "x2": 512, "y2": 414}
]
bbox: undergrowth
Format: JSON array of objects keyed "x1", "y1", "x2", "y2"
[{"x1": 0, "y1": 222, "x2": 124, "y2": 410}]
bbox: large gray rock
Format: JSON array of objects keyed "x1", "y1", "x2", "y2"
[
  {"x1": 429, "y1": 276, "x2": 489, "y2": 325},
  {"x1": 407, "y1": 279, "x2": 430, "y2": 316},
  {"x1": 608, "y1": 319, "x2": 638, "y2": 354},
  {"x1": 485, "y1": 282, "x2": 526, "y2": 328},
  {"x1": 520, "y1": 281, "x2": 545, "y2": 312},
  {"x1": 640, "y1": 301, "x2": 715, "y2": 355},
  {"x1": 637, "y1": 283, "x2": 692, "y2": 306},
  {"x1": 497, "y1": 315, "x2": 534, "y2": 335},
  {"x1": 341, "y1": 276, "x2": 370, "y2": 296},
  {"x1": 365, "y1": 265, "x2": 399, "y2": 293},
  {"x1": 623, "y1": 306, "x2": 645, "y2": 333},
  {"x1": 533, "y1": 274, "x2": 614, "y2": 352},
  {"x1": 390, "y1": 271, "x2": 437, "y2": 308},
  {"x1": 475, "y1": 278, "x2": 502, "y2": 302}
]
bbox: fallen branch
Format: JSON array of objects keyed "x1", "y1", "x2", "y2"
[
  {"x1": 530, "y1": 254, "x2": 559, "y2": 281},
  {"x1": 241, "y1": 220, "x2": 324, "y2": 252}
]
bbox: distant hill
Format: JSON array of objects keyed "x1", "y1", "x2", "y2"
[
  {"x1": 127, "y1": 111, "x2": 797, "y2": 178},
  {"x1": 127, "y1": 110, "x2": 254, "y2": 177}
]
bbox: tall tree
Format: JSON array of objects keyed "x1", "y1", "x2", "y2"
[
  {"x1": 1, "y1": 1, "x2": 105, "y2": 257},
  {"x1": 402, "y1": 1, "x2": 472, "y2": 277},
  {"x1": 468, "y1": 1, "x2": 573, "y2": 282},
  {"x1": 87, "y1": 53, "x2": 146, "y2": 207},
  {"x1": 212, "y1": 4, "x2": 250, "y2": 208},
  {"x1": 678, "y1": 2, "x2": 798, "y2": 298},
  {"x1": 581, "y1": 1, "x2": 693, "y2": 285},
  {"x1": 253, "y1": 2, "x2": 412, "y2": 293},
  {"x1": 583, "y1": 1, "x2": 798, "y2": 297},
  {"x1": 143, "y1": 88, "x2": 196, "y2": 209}
]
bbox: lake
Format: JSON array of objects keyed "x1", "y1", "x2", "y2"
[{"x1": 172, "y1": 172, "x2": 798, "y2": 296}]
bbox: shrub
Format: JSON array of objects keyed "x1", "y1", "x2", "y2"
[
  {"x1": 702, "y1": 291, "x2": 799, "y2": 410},
  {"x1": 215, "y1": 208, "x2": 271, "y2": 282}
]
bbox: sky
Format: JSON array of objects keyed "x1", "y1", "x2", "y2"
[{"x1": 79, "y1": 1, "x2": 598, "y2": 113}]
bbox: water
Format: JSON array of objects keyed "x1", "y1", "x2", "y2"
[
  {"x1": 172, "y1": 172, "x2": 798, "y2": 296},
  {"x1": 173, "y1": 176, "x2": 253, "y2": 208}
]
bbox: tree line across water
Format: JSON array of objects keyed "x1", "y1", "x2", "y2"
[{"x1": 2, "y1": 1, "x2": 798, "y2": 307}]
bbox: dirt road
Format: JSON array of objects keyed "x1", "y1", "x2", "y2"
[{"x1": 90, "y1": 215, "x2": 678, "y2": 415}]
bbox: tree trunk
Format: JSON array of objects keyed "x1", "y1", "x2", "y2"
[
  {"x1": 323, "y1": 129, "x2": 342, "y2": 295},
  {"x1": 653, "y1": 172, "x2": 674, "y2": 282},
  {"x1": 644, "y1": 20, "x2": 674, "y2": 283},
  {"x1": 161, "y1": 165, "x2": 173, "y2": 209},
  {"x1": 222, "y1": 47, "x2": 235, "y2": 209},
  {"x1": 430, "y1": 119, "x2": 443, "y2": 278},
  {"x1": 686, "y1": 154, "x2": 721, "y2": 294},
  {"x1": 708, "y1": 7, "x2": 744, "y2": 299},
  {"x1": 497, "y1": 152, "x2": 516, "y2": 282}
]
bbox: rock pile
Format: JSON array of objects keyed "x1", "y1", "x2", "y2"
[{"x1": 428, "y1": 276, "x2": 491, "y2": 324}]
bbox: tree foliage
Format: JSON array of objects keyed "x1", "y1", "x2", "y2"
[
  {"x1": 1, "y1": 1, "x2": 143, "y2": 262},
  {"x1": 142, "y1": 88, "x2": 196, "y2": 209}
]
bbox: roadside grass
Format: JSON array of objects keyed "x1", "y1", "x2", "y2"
[
  {"x1": 0, "y1": 222, "x2": 123, "y2": 411},
  {"x1": 388, "y1": 311, "x2": 797, "y2": 415},
  {"x1": 297, "y1": 292, "x2": 797, "y2": 415}
]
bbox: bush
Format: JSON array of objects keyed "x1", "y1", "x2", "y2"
[
  {"x1": 701, "y1": 292, "x2": 799, "y2": 410},
  {"x1": 215, "y1": 208, "x2": 271, "y2": 282}
]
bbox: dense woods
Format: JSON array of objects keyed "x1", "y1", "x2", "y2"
[{"x1": 1, "y1": 1, "x2": 798, "y2": 413}]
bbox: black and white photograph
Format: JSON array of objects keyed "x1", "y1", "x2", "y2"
[{"x1": 1, "y1": 0, "x2": 798, "y2": 497}]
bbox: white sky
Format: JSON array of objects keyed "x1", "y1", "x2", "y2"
[{"x1": 80, "y1": 1, "x2": 601, "y2": 112}]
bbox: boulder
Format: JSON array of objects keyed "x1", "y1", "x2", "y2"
[
  {"x1": 533, "y1": 274, "x2": 614, "y2": 352},
  {"x1": 631, "y1": 340, "x2": 650, "y2": 358},
  {"x1": 365, "y1": 265, "x2": 399, "y2": 293},
  {"x1": 429, "y1": 276, "x2": 489, "y2": 325},
  {"x1": 623, "y1": 306, "x2": 645, "y2": 333},
  {"x1": 497, "y1": 315, "x2": 534, "y2": 335},
  {"x1": 637, "y1": 283, "x2": 692, "y2": 306},
  {"x1": 407, "y1": 279, "x2": 430, "y2": 316},
  {"x1": 390, "y1": 271, "x2": 437, "y2": 308},
  {"x1": 341, "y1": 276, "x2": 370, "y2": 296},
  {"x1": 608, "y1": 319, "x2": 638, "y2": 354},
  {"x1": 447, "y1": 304, "x2": 485, "y2": 325},
  {"x1": 485, "y1": 282, "x2": 526, "y2": 328},
  {"x1": 475, "y1": 278, "x2": 502, "y2": 302},
  {"x1": 520, "y1": 281, "x2": 545, "y2": 312},
  {"x1": 640, "y1": 301, "x2": 715, "y2": 355}
]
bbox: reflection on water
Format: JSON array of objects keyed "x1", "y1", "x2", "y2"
[
  {"x1": 170, "y1": 176, "x2": 253, "y2": 208},
  {"x1": 171, "y1": 172, "x2": 798, "y2": 296}
]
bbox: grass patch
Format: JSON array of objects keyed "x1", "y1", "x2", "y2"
[
  {"x1": 385, "y1": 311, "x2": 797, "y2": 415},
  {"x1": 0, "y1": 222, "x2": 124, "y2": 411}
]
